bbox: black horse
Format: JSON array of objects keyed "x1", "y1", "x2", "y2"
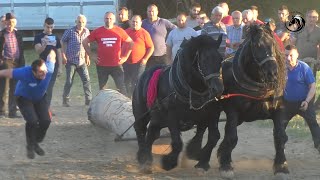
[
  {"x1": 186, "y1": 25, "x2": 288, "y2": 178},
  {"x1": 132, "y1": 35, "x2": 224, "y2": 173}
]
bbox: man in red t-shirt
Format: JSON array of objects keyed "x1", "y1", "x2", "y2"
[
  {"x1": 83, "y1": 12, "x2": 133, "y2": 95},
  {"x1": 124, "y1": 15, "x2": 154, "y2": 95}
]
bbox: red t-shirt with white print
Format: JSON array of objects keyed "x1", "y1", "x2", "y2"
[{"x1": 87, "y1": 26, "x2": 129, "y2": 66}]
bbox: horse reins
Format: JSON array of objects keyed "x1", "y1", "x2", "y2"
[{"x1": 219, "y1": 93, "x2": 266, "y2": 100}]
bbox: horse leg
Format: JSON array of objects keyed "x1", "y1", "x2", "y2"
[
  {"x1": 161, "y1": 125, "x2": 183, "y2": 171},
  {"x1": 195, "y1": 112, "x2": 221, "y2": 171},
  {"x1": 217, "y1": 112, "x2": 238, "y2": 178},
  {"x1": 186, "y1": 124, "x2": 206, "y2": 161},
  {"x1": 134, "y1": 114, "x2": 151, "y2": 169},
  {"x1": 272, "y1": 112, "x2": 290, "y2": 175}
]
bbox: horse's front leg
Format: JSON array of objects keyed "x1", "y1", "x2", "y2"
[
  {"x1": 161, "y1": 123, "x2": 183, "y2": 171},
  {"x1": 217, "y1": 110, "x2": 238, "y2": 179},
  {"x1": 195, "y1": 110, "x2": 221, "y2": 171},
  {"x1": 272, "y1": 111, "x2": 289, "y2": 175},
  {"x1": 186, "y1": 123, "x2": 206, "y2": 161},
  {"x1": 139, "y1": 123, "x2": 161, "y2": 173}
]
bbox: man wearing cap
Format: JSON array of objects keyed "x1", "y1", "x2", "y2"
[
  {"x1": 264, "y1": 18, "x2": 284, "y2": 52},
  {"x1": 0, "y1": 13, "x2": 25, "y2": 118}
]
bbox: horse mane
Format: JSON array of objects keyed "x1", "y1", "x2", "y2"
[{"x1": 247, "y1": 25, "x2": 286, "y2": 97}]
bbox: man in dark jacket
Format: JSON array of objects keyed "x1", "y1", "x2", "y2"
[{"x1": 0, "y1": 13, "x2": 25, "y2": 118}]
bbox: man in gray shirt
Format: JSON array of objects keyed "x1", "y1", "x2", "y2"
[{"x1": 142, "y1": 4, "x2": 176, "y2": 69}]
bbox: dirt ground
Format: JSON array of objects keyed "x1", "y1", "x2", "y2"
[{"x1": 0, "y1": 86, "x2": 320, "y2": 180}]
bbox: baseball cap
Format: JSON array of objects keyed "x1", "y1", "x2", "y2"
[{"x1": 264, "y1": 18, "x2": 275, "y2": 25}]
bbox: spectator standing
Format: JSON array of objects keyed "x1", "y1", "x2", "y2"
[
  {"x1": 275, "y1": 5, "x2": 291, "y2": 47},
  {"x1": 142, "y1": 4, "x2": 176, "y2": 69},
  {"x1": 166, "y1": 13, "x2": 197, "y2": 62},
  {"x1": 282, "y1": 45, "x2": 320, "y2": 151},
  {"x1": 201, "y1": 6, "x2": 227, "y2": 58},
  {"x1": 226, "y1": 10, "x2": 243, "y2": 55},
  {"x1": 34, "y1": 17, "x2": 62, "y2": 112},
  {"x1": 0, "y1": 13, "x2": 25, "y2": 118},
  {"x1": 124, "y1": 15, "x2": 154, "y2": 96},
  {"x1": 193, "y1": 11, "x2": 209, "y2": 35},
  {"x1": 264, "y1": 18, "x2": 284, "y2": 52},
  {"x1": 219, "y1": 2, "x2": 233, "y2": 26},
  {"x1": 61, "y1": 15, "x2": 92, "y2": 107},
  {"x1": 186, "y1": 2, "x2": 201, "y2": 28},
  {"x1": 0, "y1": 15, "x2": 6, "y2": 30},
  {"x1": 0, "y1": 50, "x2": 57, "y2": 159},
  {"x1": 118, "y1": 7, "x2": 130, "y2": 29},
  {"x1": 83, "y1": 12, "x2": 133, "y2": 96},
  {"x1": 250, "y1": 5, "x2": 264, "y2": 24}
]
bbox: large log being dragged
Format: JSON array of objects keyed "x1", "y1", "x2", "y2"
[
  {"x1": 87, "y1": 89, "x2": 136, "y2": 139},
  {"x1": 87, "y1": 89, "x2": 169, "y2": 140}
]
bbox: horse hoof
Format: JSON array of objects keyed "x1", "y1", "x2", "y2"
[
  {"x1": 274, "y1": 173, "x2": 291, "y2": 180},
  {"x1": 220, "y1": 170, "x2": 234, "y2": 179},
  {"x1": 273, "y1": 162, "x2": 289, "y2": 175},
  {"x1": 139, "y1": 164, "x2": 152, "y2": 174},
  {"x1": 161, "y1": 155, "x2": 178, "y2": 171},
  {"x1": 194, "y1": 162, "x2": 210, "y2": 171}
]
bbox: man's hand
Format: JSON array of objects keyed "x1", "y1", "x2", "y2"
[
  {"x1": 300, "y1": 101, "x2": 308, "y2": 111},
  {"x1": 141, "y1": 58, "x2": 148, "y2": 65},
  {"x1": 119, "y1": 56, "x2": 128, "y2": 65},
  {"x1": 85, "y1": 58, "x2": 91, "y2": 66},
  {"x1": 62, "y1": 53, "x2": 67, "y2": 65}
]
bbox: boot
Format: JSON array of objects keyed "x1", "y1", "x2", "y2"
[
  {"x1": 26, "y1": 144, "x2": 35, "y2": 159},
  {"x1": 34, "y1": 143, "x2": 45, "y2": 156}
]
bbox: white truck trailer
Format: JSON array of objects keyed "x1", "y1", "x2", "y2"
[{"x1": 0, "y1": 0, "x2": 120, "y2": 40}]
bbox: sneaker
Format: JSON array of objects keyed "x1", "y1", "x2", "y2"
[
  {"x1": 34, "y1": 143, "x2": 45, "y2": 156},
  {"x1": 26, "y1": 145, "x2": 35, "y2": 159},
  {"x1": 85, "y1": 100, "x2": 91, "y2": 106},
  {"x1": 63, "y1": 98, "x2": 71, "y2": 107}
]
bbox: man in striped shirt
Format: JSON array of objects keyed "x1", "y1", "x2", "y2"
[
  {"x1": 61, "y1": 15, "x2": 92, "y2": 107},
  {"x1": 201, "y1": 6, "x2": 227, "y2": 58}
]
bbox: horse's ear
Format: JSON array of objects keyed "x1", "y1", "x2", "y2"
[
  {"x1": 216, "y1": 34, "x2": 223, "y2": 49},
  {"x1": 180, "y1": 37, "x2": 188, "y2": 48}
]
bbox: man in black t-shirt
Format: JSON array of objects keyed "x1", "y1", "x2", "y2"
[{"x1": 33, "y1": 17, "x2": 62, "y2": 110}]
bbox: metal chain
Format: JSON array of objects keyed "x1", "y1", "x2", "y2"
[{"x1": 189, "y1": 90, "x2": 218, "y2": 110}]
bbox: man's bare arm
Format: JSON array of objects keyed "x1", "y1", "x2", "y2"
[{"x1": 0, "y1": 69, "x2": 13, "y2": 79}]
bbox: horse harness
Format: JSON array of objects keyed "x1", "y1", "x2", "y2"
[{"x1": 169, "y1": 50, "x2": 220, "y2": 110}]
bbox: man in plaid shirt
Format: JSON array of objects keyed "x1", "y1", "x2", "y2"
[
  {"x1": 0, "y1": 13, "x2": 25, "y2": 118},
  {"x1": 61, "y1": 14, "x2": 92, "y2": 107}
]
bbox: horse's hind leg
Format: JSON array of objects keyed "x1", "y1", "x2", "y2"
[
  {"x1": 195, "y1": 113, "x2": 220, "y2": 171},
  {"x1": 162, "y1": 125, "x2": 183, "y2": 171},
  {"x1": 186, "y1": 124, "x2": 206, "y2": 161}
]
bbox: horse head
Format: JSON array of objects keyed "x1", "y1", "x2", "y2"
[
  {"x1": 244, "y1": 25, "x2": 286, "y2": 91},
  {"x1": 180, "y1": 34, "x2": 224, "y2": 98},
  {"x1": 288, "y1": 15, "x2": 305, "y2": 32}
]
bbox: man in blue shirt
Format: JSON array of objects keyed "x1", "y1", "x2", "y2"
[
  {"x1": 283, "y1": 45, "x2": 320, "y2": 151},
  {"x1": 0, "y1": 50, "x2": 56, "y2": 159}
]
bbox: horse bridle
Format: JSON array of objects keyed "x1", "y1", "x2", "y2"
[
  {"x1": 249, "y1": 40, "x2": 277, "y2": 67},
  {"x1": 195, "y1": 51, "x2": 221, "y2": 82}
]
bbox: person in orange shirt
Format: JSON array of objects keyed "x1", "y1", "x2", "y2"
[
  {"x1": 124, "y1": 15, "x2": 154, "y2": 96},
  {"x1": 83, "y1": 12, "x2": 133, "y2": 96}
]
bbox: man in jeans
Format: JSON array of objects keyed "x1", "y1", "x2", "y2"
[
  {"x1": 0, "y1": 50, "x2": 56, "y2": 159},
  {"x1": 0, "y1": 13, "x2": 25, "y2": 118},
  {"x1": 83, "y1": 12, "x2": 133, "y2": 95},
  {"x1": 61, "y1": 14, "x2": 92, "y2": 107}
]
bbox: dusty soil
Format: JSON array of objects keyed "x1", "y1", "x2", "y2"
[{"x1": 0, "y1": 88, "x2": 320, "y2": 180}]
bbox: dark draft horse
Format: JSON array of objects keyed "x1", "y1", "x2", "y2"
[
  {"x1": 186, "y1": 25, "x2": 289, "y2": 178},
  {"x1": 132, "y1": 35, "x2": 224, "y2": 173}
]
